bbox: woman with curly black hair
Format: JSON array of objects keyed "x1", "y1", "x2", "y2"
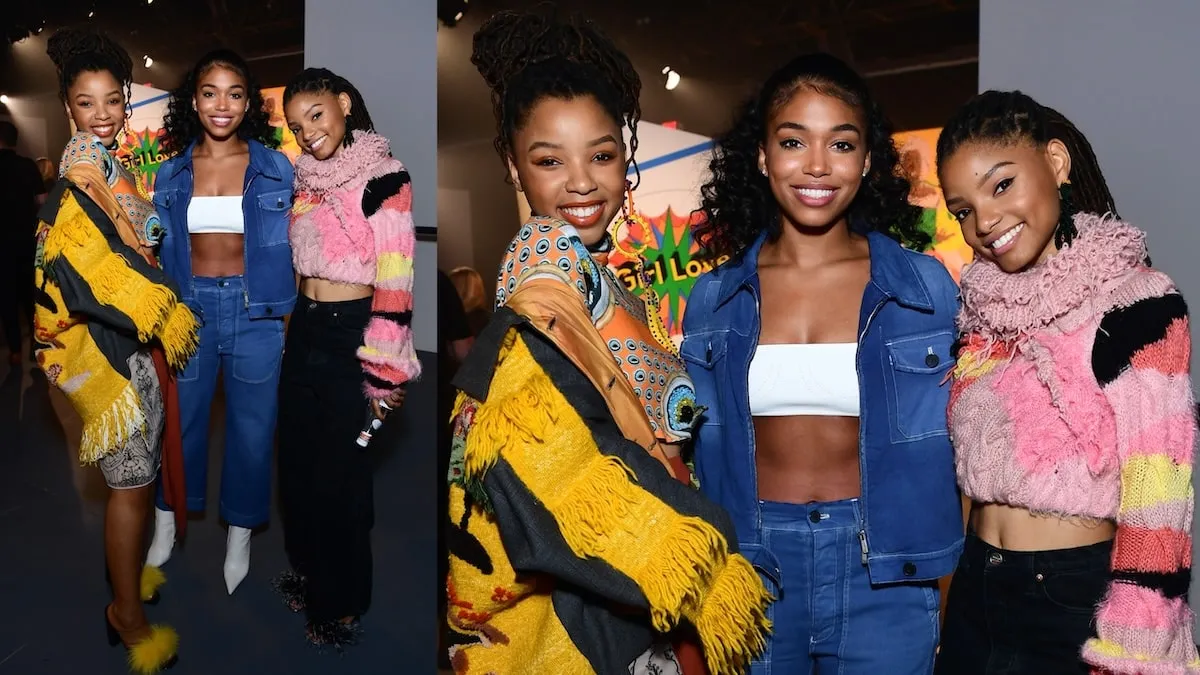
[
  {"x1": 143, "y1": 49, "x2": 296, "y2": 596},
  {"x1": 680, "y1": 52, "x2": 963, "y2": 674},
  {"x1": 443, "y1": 8, "x2": 770, "y2": 675},
  {"x1": 39, "y1": 26, "x2": 197, "y2": 673}
]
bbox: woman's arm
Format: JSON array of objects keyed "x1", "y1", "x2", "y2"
[
  {"x1": 43, "y1": 184, "x2": 197, "y2": 368},
  {"x1": 1081, "y1": 291, "x2": 1200, "y2": 673},
  {"x1": 357, "y1": 166, "x2": 421, "y2": 399}
]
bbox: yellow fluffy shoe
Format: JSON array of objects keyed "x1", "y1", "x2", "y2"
[
  {"x1": 140, "y1": 565, "x2": 167, "y2": 604},
  {"x1": 105, "y1": 606, "x2": 179, "y2": 673}
]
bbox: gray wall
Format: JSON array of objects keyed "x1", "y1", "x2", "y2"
[
  {"x1": 306, "y1": 0, "x2": 438, "y2": 354},
  {"x1": 979, "y1": 0, "x2": 1200, "y2": 623}
]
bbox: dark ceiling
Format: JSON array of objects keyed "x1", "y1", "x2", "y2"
[
  {"x1": 438, "y1": 0, "x2": 981, "y2": 146},
  {"x1": 0, "y1": 0, "x2": 304, "y2": 98}
]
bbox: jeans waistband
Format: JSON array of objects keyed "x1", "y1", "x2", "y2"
[
  {"x1": 194, "y1": 275, "x2": 244, "y2": 289},
  {"x1": 963, "y1": 532, "x2": 1112, "y2": 573},
  {"x1": 760, "y1": 497, "x2": 861, "y2": 531}
]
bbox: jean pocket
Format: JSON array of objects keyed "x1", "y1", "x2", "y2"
[
  {"x1": 231, "y1": 318, "x2": 285, "y2": 384},
  {"x1": 1038, "y1": 569, "x2": 1108, "y2": 614},
  {"x1": 177, "y1": 350, "x2": 201, "y2": 383}
]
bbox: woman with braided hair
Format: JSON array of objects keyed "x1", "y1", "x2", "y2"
[
  {"x1": 934, "y1": 90, "x2": 1198, "y2": 673},
  {"x1": 38, "y1": 26, "x2": 196, "y2": 673},
  {"x1": 274, "y1": 67, "x2": 420, "y2": 649},
  {"x1": 444, "y1": 8, "x2": 769, "y2": 675}
]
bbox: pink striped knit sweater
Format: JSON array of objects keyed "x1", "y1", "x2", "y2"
[
  {"x1": 949, "y1": 213, "x2": 1199, "y2": 674},
  {"x1": 290, "y1": 130, "x2": 421, "y2": 398}
]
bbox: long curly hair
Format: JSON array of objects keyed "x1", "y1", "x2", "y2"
[
  {"x1": 282, "y1": 67, "x2": 375, "y2": 148},
  {"x1": 162, "y1": 49, "x2": 278, "y2": 155},
  {"x1": 470, "y1": 6, "x2": 642, "y2": 186},
  {"x1": 694, "y1": 52, "x2": 927, "y2": 262},
  {"x1": 936, "y1": 90, "x2": 1118, "y2": 248},
  {"x1": 46, "y1": 27, "x2": 133, "y2": 105}
]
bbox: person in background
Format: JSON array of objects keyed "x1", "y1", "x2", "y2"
[
  {"x1": 436, "y1": 266, "x2": 473, "y2": 668},
  {"x1": 39, "y1": 26, "x2": 197, "y2": 673},
  {"x1": 277, "y1": 67, "x2": 420, "y2": 649},
  {"x1": 682, "y1": 52, "x2": 963, "y2": 674},
  {"x1": 933, "y1": 90, "x2": 1198, "y2": 674},
  {"x1": 448, "y1": 266, "x2": 489, "y2": 336},
  {"x1": 144, "y1": 48, "x2": 296, "y2": 596},
  {"x1": 0, "y1": 120, "x2": 48, "y2": 366}
]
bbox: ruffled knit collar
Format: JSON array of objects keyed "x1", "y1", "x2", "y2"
[
  {"x1": 958, "y1": 212, "x2": 1147, "y2": 341},
  {"x1": 293, "y1": 130, "x2": 391, "y2": 194}
]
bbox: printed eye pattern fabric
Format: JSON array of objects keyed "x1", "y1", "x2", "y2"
[{"x1": 497, "y1": 216, "x2": 700, "y2": 444}]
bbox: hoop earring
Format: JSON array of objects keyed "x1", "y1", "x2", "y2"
[
  {"x1": 609, "y1": 178, "x2": 678, "y2": 356},
  {"x1": 1053, "y1": 182, "x2": 1078, "y2": 249},
  {"x1": 611, "y1": 179, "x2": 652, "y2": 258}
]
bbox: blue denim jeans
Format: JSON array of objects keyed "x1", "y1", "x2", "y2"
[
  {"x1": 156, "y1": 275, "x2": 284, "y2": 527},
  {"x1": 752, "y1": 498, "x2": 940, "y2": 675}
]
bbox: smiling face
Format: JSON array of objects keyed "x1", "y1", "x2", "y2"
[
  {"x1": 757, "y1": 86, "x2": 870, "y2": 233},
  {"x1": 65, "y1": 69, "x2": 126, "y2": 148},
  {"x1": 939, "y1": 138, "x2": 1071, "y2": 273},
  {"x1": 284, "y1": 89, "x2": 351, "y2": 161},
  {"x1": 506, "y1": 95, "x2": 627, "y2": 247},
  {"x1": 194, "y1": 64, "x2": 248, "y2": 142}
]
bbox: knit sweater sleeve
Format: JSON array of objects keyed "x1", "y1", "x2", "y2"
[
  {"x1": 1082, "y1": 291, "x2": 1200, "y2": 674},
  {"x1": 356, "y1": 167, "x2": 421, "y2": 398}
]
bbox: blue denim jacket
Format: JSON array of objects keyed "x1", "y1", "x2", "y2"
[
  {"x1": 154, "y1": 139, "x2": 296, "y2": 319},
  {"x1": 681, "y1": 231, "x2": 964, "y2": 589}
]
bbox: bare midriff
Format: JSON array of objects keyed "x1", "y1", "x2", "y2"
[
  {"x1": 969, "y1": 502, "x2": 1115, "y2": 551},
  {"x1": 299, "y1": 277, "x2": 373, "y2": 302}
]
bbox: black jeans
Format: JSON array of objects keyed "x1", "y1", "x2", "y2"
[
  {"x1": 278, "y1": 295, "x2": 375, "y2": 623},
  {"x1": 935, "y1": 532, "x2": 1112, "y2": 674}
]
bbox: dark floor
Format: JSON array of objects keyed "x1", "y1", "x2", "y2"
[{"x1": 0, "y1": 333, "x2": 438, "y2": 675}]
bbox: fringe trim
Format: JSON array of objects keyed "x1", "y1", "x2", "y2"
[
  {"x1": 471, "y1": 338, "x2": 772, "y2": 673},
  {"x1": 79, "y1": 383, "x2": 147, "y2": 464},
  {"x1": 159, "y1": 304, "x2": 199, "y2": 369},
  {"x1": 690, "y1": 554, "x2": 773, "y2": 675},
  {"x1": 87, "y1": 253, "x2": 176, "y2": 343},
  {"x1": 460, "y1": 331, "x2": 547, "y2": 481}
]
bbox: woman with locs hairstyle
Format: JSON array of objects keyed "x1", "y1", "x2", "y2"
[
  {"x1": 443, "y1": 8, "x2": 770, "y2": 675},
  {"x1": 934, "y1": 90, "x2": 1198, "y2": 674},
  {"x1": 38, "y1": 26, "x2": 197, "y2": 674},
  {"x1": 276, "y1": 66, "x2": 420, "y2": 649}
]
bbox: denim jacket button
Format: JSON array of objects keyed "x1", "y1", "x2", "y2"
[
  {"x1": 903, "y1": 562, "x2": 917, "y2": 577},
  {"x1": 925, "y1": 353, "x2": 940, "y2": 367}
]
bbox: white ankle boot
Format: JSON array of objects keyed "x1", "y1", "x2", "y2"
[
  {"x1": 223, "y1": 526, "x2": 252, "y2": 595},
  {"x1": 145, "y1": 507, "x2": 176, "y2": 567}
]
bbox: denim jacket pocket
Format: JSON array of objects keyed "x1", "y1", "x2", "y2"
[
  {"x1": 680, "y1": 332, "x2": 727, "y2": 426},
  {"x1": 255, "y1": 189, "x2": 292, "y2": 247},
  {"x1": 883, "y1": 330, "x2": 955, "y2": 442}
]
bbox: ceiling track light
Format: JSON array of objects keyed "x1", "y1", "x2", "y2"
[{"x1": 664, "y1": 68, "x2": 680, "y2": 90}]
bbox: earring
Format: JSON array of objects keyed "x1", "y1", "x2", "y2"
[
  {"x1": 1054, "y1": 182, "x2": 1078, "y2": 249},
  {"x1": 760, "y1": 167, "x2": 767, "y2": 177},
  {"x1": 612, "y1": 179, "x2": 651, "y2": 254},
  {"x1": 862, "y1": 167, "x2": 869, "y2": 178}
]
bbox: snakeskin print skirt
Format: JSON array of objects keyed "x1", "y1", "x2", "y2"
[{"x1": 97, "y1": 350, "x2": 164, "y2": 489}]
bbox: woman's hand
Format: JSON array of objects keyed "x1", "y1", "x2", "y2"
[{"x1": 371, "y1": 388, "x2": 407, "y2": 419}]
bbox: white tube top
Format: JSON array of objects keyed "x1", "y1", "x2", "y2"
[
  {"x1": 187, "y1": 195, "x2": 245, "y2": 235},
  {"x1": 748, "y1": 343, "x2": 860, "y2": 417}
]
